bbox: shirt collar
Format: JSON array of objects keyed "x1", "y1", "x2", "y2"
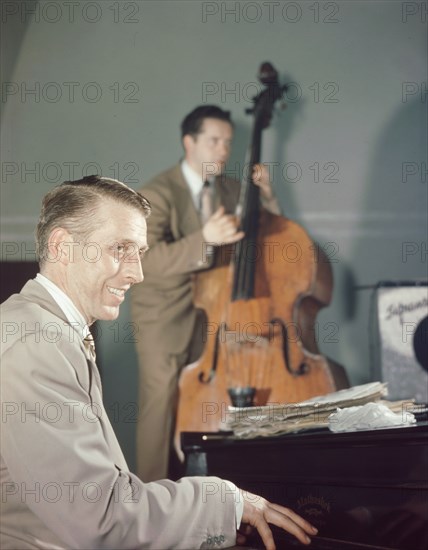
[
  {"x1": 35, "y1": 273, "x2": 91, "y2": 338},
  {"x1": 181, "y1": 160, "x2": 215, "y2": 205},
  {"x1": 181, "y1": 159, "x2": 205, "y2": 198}
]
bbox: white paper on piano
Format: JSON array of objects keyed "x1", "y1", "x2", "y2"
[
  {"x1": 328, "y1": 402, "x2": 416, "y2": 432},
  {"x1": 222, "y1": 382, "x2": 414, "y2": 438}
]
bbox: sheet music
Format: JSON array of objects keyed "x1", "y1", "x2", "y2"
[{"x1": 223, "y1": 382, "x2": 414, "y2": 438}]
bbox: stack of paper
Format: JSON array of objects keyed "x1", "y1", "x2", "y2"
[{"x1": 222, "y1": 382, "x2": 414, "y2": 438}]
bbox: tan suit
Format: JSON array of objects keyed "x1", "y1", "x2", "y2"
[
  {"x1": 131, "y1": 164, "x2": 280, "y2": 481},
  {"x1": 0, "y1": 280, "x2": 237, "y2": 549}
]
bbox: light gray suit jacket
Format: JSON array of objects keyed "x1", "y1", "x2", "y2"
[{"x1": 0, "y1": 280, "x2": 237, "y2": 549}]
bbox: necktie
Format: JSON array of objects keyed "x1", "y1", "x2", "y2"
[
  {"x1": 199, "y1": 180, "x2": 213, "y2": 224},
  {"x1": 83, "y1": 333, "x2": 96, "y2": 361}
]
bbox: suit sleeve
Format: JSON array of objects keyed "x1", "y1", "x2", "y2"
[
  {"x1": 142, "y1": 184, "x2": 213, "y2": 278},
  {"x1": 0, "y1": 331, "x2": 237, "y2": 549}
]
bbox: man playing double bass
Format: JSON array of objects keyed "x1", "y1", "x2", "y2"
[{"x1": 131, "y1": 105, "x2": 281, "y2": 482}]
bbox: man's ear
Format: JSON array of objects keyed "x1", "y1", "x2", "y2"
[
  {"x1": 182, "y1": 134, "x2": 195, "y2": 156},
  {"x1": 46, "y1": 227, "x2": 75, "y2": 265}
]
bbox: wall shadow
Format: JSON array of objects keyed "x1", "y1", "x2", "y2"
[{"x1": 350, "y1": 96, "x2": 427, "y2": 383}]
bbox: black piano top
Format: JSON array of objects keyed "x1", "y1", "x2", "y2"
[{"x1": 182, "y1": 421, "x2": 428, "y2": 452}]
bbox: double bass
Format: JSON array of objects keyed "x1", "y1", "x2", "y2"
[{"x1": 175, "y1": 63, "x2": 348, "y2": 452}]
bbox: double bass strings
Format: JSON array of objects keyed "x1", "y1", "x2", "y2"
[{"x1": 222, "y1": 330, "x2": 273, "y2": 392}]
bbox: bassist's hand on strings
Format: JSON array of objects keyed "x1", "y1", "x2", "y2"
[
  {"x1": 238, "y1": 489, "x2": 318, "y2": 549},
  {"x1": 252, "y1": 163, "x2": 274, "y2": 200},
  {"x1": 202, "y1": 206, "x2": 244, "y2": 245}
]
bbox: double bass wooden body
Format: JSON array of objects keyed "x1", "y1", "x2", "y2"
[{"x1": 175, "y1": 63, "x2": 348, "y2": 453}]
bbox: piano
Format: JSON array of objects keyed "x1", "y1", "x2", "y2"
[{"x1": 182, "y1": 422, "x2": 428, "y2": 549}]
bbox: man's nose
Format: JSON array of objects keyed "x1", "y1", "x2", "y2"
[
  {"x1": 218, "y1": 141, "x2": 229, "y2": 158},
  {"x1": 134, "y1": 259, "x2": 144, "y2": 284},
  {"x1": 125, "y1": 256, "x2": 144, "y2": 284}
]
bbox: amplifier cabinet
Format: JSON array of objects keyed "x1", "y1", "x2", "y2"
[{"x1": 372, "y1": 282, "x2": 428, "y2": 403}]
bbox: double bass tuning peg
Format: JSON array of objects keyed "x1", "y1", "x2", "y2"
[{"x1": 276, "y1": 84, "x2": 289, "y2": 114}]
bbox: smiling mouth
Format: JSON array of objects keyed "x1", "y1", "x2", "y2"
[{"x1": 107, "y1": 286, "x2": 126, "y2": 298}]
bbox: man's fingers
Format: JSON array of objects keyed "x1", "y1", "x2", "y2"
[
  {"x1": 252, "y1": 163, "x2": 264, "y2": 182},
  {"x1": 235, "y1": 532, "x2": 247, "y2": 546},
  {"x1": 215, "y1": 213, "x2": 238, "y2": 227},
  {"x1": 203, "y1": 208, "x2": 244, "y2": 244},
  {"x1": 226, "y1": 231, "x2": 245, "y2": 244},
  {"x1": 210, "y1": 206, "x2": 225, "y2": 220},
  {"x1": 270, "y1": 502, "x2": 318, "y2": 534},
  {"x1": 252, "y1": 518, "x2": 276, "y2": 550},
  {"x1": 239, "y1": 524, "x2": 253, "y2": 536},
  {"x1": 265, "y1": 506, "x2": 315, "y2": 546},
  {"x1": 241, "y1": 492, "x2": 317, "y2": 548},
  {"x1": 212, "y1": 232, "x2": 244, "y2": 245}
]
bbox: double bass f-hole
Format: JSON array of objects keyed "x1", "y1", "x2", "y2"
[
  {"x1": 199, "y1": 318, "x2": 309, "y2": 384},
  {"x1": 270, "y1": 317, "x2": 309, "y2": 377},
  {"x1": 198, "y1": 322, "x2": 225, "y2": 384}
]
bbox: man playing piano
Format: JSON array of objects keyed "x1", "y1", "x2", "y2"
[{"x1": 0, "y1": 175, "x2": 317, "y2": 549}]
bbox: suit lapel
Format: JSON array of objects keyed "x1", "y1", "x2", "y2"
[
  {"x1": 85, "y1": 356, "x2": 128, "y2": 468},
  {"x1": 21, "y1": 279, "x2": 128, "y2": 468},
  {"x1": 171, "y1": 164, "x2": 202, "y2": 234}
]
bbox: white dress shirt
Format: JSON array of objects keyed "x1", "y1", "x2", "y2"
[
  {"x1": 35, "y1": 273, "x2": 91, "y2": 340},
  {"x1": 181, "y1": 159, "x2": 215, "y2": 209}
]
